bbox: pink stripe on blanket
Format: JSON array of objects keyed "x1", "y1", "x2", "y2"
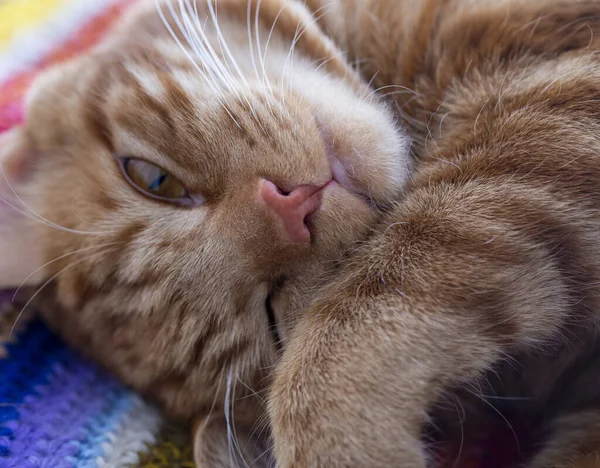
[{"x1": 0, "y1": 0, "x2": 138, "y2": 132}]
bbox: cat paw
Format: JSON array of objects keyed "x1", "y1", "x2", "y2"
[{"x1": 269, "y1": 350, "x2": 428, "y2": 467}]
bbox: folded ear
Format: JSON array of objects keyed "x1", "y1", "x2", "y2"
[{"x1": 0, "y1": 127, "x2": 46, "y2": 288}]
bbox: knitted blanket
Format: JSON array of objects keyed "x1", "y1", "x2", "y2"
[{"x1": 0, "y1": 1, "x2": 194, "y2": 466}]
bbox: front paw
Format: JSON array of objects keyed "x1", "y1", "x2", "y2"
[
  {"x1": 270, "y1": 377, "x2": 427, "y2": 467},
  {"x1": 268, "y1": 320, "x2": 428, "y2": 467}
]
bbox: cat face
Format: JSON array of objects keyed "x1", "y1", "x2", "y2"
[{"x1": 0, "y1": 0, "x2": 408, "y2": 418}]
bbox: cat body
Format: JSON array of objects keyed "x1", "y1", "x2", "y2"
[{"x1": 3, "y1": 0, "x2": 600, "y2": 467}]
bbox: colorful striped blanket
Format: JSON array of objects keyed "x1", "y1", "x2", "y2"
[{"x1": 0, "y1": 1, "x2": 195, "y2": 466}]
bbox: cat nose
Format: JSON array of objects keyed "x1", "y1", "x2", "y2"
[{"x1": 259, "y1": 179, "x2": 326, "y2": 243}]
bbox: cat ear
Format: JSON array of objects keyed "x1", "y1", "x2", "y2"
[{"x1": 0, "y1": 127, "x2": 46, "y2": 288}]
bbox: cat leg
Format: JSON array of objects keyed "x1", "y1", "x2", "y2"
[
  {"x1": 268, "y1": 178, "x2": 600, "y2": 467},
  {"x1": 528, "y1": 411, "x2": 600, "y2": 468}
]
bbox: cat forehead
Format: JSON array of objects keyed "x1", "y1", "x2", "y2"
[
  {"x1": 70, "y1": 52, "x2": 252, "y2": 167},
  {"x1": 96, "y1": 57, "x2": 315, "y2": 156}
]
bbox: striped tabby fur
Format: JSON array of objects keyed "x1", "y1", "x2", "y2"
[{"x1": 2, "y1": 0, "x2": 600, "y2": 466}]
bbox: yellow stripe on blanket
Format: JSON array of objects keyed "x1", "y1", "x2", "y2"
[{"x1": 0, "y1": 0, "x2": 66, "y2": 47}]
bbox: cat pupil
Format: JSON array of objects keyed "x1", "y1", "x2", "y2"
[{"x1": 148, "y1": 173, "x2": 167, "y2": 191}]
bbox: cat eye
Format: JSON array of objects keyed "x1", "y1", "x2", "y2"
[{"x1": 118, "y1": 157, "x2": 204, "y2": 207}]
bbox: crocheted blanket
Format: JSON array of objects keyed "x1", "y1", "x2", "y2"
[{"x1": 0, "y1": 1, "x2": 194, "y2": 466}]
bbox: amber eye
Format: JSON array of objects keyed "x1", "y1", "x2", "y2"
[{"x1": 119, "y1": 157, "x2": 203, "y2": 207}]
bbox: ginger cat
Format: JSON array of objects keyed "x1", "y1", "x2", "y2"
[{"x1": 2, "y1": 0, "x2": 600, "y2": 467}]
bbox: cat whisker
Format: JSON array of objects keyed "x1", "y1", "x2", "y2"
[
  {"x1": 206, "y1": 0, "x2": 251, "y2": 90},
  {"x1": 539, "y1": 65, "x2": 594, "y2": 96},
  {"x1": 12, "y1": 241, "x2": 124, "y2": 302},
  {"x1": 248, "y1": 445, "x2": 273, "y2": 467},
  {"x1": 171, "y1": 0, "x2": 228, "y2": 95},
  {"x1": 281, "y1": 4, "x2": 334, "y2": 99},
  {"x1": 290, "y1": 5, "x2": 336, "y2": 81},
  {"x1": 184, "y1": 0, "x2": 233, "y2": 89},
  {"x1": 0, "y1": 194, "x2": 76, "y2": 235},
  {"x1": 516, "y1": 14, "x2": 551, "y2": 35},
  {"x1": 247, "y1": 0, "x2": 262, "y2": 85},
  {"x1": 225, "y1": 368, "x2": 248, "y2": 468},
  {"x1": 196, "y1": 1, "x2": 265, "y2": 127},
  {"x1": 365, "y1": 84, "x2": 418, "y2": 101},
  {"x1": 197, "y1": 372, "x2": 225, "y2": 437},
  {"x1": 351, "y1": 57, "x2": 378, "y2": 70},
  {"x1": 205, "y1": 1, "x2": 259, "y2": 121},
  {"x1": 477, "y1": 394, "x2": 533, "y2": 401},
  {"x1": 307, "y1": 54, "x2": 334, "y2": 71},
  {"x1": 252, "y1": 0, "x2": 279, "y2": 119},
  {"x1": 196, "y1": 1, "x2": 243, "y2": 98},
  {"x1": 472, "y1": 97, "x2": 491, "y2": 136},
  {"x1": 236, "y1": 385, "x2": 270, "y2": 402},
  {"x1": 451, "y1": 395, "x2": 465, "y2": 468},
  {"x1": 70, "y1": 191, "x2": 113, "y2": 229},
  {"x1": 438, "y1": 111, "x2": 451, "y2": 138},
  {"x1": 379, "y1": 89, "x2": 419, "y2": 99},
  {"x1": 258, "y1": 360, "x2": 280, "y2": 373},
  {"x1": 280, "y1": 18, "x2": 301, "y2": 105},
  {"x1": 9, "y1": 247, "x2": 117, "y2": 338},
  {"x1": 179, "y1": 0, "x2": 240, "y2": 96},
  {"x1": 254, "y1": 0, "x2": 272, "y2": 100},
  {"x1": 313, "y1": 54, "x2": 336, "y2": 73},
  {"x1": 231, "y1": 368, "x2": 250, "y2": 468},
  {"x1": 0, "y1": 165, "x2": 116, "y2": 236},
  {"x1": 248, "y1": 409, "x2": 271, "y2": 446},
  {"x1": 464, "y1": 386, "x2": 521, "y2": 454},
  {"x1": 433, "y1": 157, "x2": 462, "y2": 171},
  {"x1": 184, "y1": 0, "x2": 244, "y2": 100},
  {"x1": 384, "y1": 221, "x2": 408, "y2": 233},
  {"x1": 364, "y1": 70, "x2": 380, "y2": 94},
  {"x1": 225, "y1": 369, "x2": 237, "y2": 466},
  {"x1": 262, "y1": 3, "x2": 287, "y2": 96},
  {"x1": 236, "y1": 375, "x2": 268, "y2": 406},
  {"x1": 157, "y1": 0, "x2": 243, "y2": 130},
  {"x1": 156, "y1": 1, "x2": 225, "y2": 99}
]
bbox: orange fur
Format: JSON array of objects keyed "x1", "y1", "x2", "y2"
[
  {"x1": 0, "y1": 0, "x2": 405, "y2": 465},
  {"x1": 269, "y1": 0, "x2": 600, "y2": 466},
  {"x1": 3, "y1": 0, "x2": 600, "y2": 466}
]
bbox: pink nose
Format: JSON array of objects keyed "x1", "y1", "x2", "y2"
[{"x1": 260, "y1": 179, "x2": 325, "y2": 243}]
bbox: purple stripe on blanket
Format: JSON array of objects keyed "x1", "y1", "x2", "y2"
[
  {"x1": 3, "y1": 358, "x2": 127, "y2": 468},
  {"x1": 0, "y1": 320, "x2": 133, "y2": 468}
]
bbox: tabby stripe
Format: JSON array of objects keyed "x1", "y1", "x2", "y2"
[
  {"x1": 508, "y1": 199, "x2": 600, "y2": 320},
  {"x1": 81, "y1": 72, "x2": 115, "y2": 153}
]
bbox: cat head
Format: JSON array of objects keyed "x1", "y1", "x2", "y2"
[{"x1": 0, "y1": 0, "x2": 408, "y2": 418}]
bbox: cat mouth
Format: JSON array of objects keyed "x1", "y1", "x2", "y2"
[
  {"x1": 326, "y1": 156, "x2": 377, "y2": 209},
  {"x1": 315, "y1": 115, "x2": 376, "y2": 208}
]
